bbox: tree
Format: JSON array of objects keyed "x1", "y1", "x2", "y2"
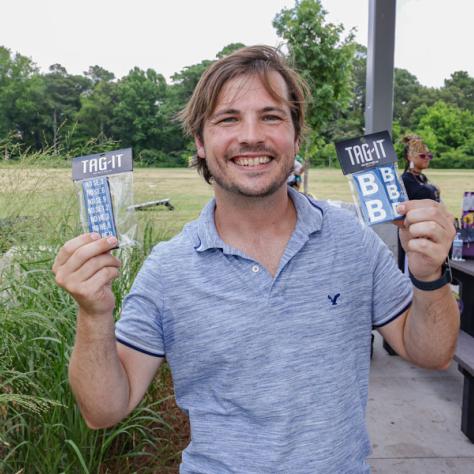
[
  {"x1": 111, "y1": 67, "x2": 168, "y2": 156},
  {"x1": 85, "y1": 65, "x2": 115, "y2": 85},
  {"x1": 76, "y1": 67, "x2": 117, "y2": 143},
  {"x1": 216, "y1": 43, "x2": 246, "y2": 59},
  {"x1": 0, "y1": 47, "x2": 54, "y2": 153},
  {"x1": 416, "y1": 100, "x2": 474, "y2": 154},
  {"x1": 440, "y1": 71, "x2": 474, "y2": 114},
  {"x1": 42, "y1": 64, "x2": 92, "y2": 152},
  {"x1": 393, "y1": 68, "x2": 439, "y2": 130},
  {"x1": 273, "y1": 0, "x2": 355, "y2": 142},
  {"x1": 330, "y1": 43, "x2": 366, "y2": 141}
]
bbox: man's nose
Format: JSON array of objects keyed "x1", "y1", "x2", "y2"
[{"x1": 238, "y1": 118, "x2": 264, "y2": 144}]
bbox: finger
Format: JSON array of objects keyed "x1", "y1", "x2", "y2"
[
  {"x1": 397, "y1": 200, "x2": 451, "y2": 221},
  {"x1": 62, "y1": 236, "x2": 118, "y2": 275},
  {"x1": 79, "y1": 266, "x2": 120, "y2": 297},
  {"x1": 406, "y1": 237, "x2": 443, "y2": 259},
  {"x1": 403, "y1": 206, "x2": 454, "y2": 235},
  {"x1": 53, "y1": 233, "x2": 100, "y2": 273},
  {"x1": 397, "y1": 199, "x2": 445, "y2": 213},
  {"x1": 406, "y1": 221, "x2": 451, "y2": 245},
  {"x1": 73, "y1": 254, "x2": 122, "y2": 283}
]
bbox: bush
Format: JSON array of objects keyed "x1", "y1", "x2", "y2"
[
  {"x1": 430, "y1": 149, "x2": 474, "y2": 169},
  {"x1": 137, "y1": 149, "x2": 188, "y2": 167},
  {"x1": 0, "y1": 215, "x2": 186, "y2": 473}
]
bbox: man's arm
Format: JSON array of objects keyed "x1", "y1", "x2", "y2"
[
  {"x1": 378, "y1": 285, "x2": 459, "y2": 369},
  {"x1": 378, "y1": 199, "x2": 460, "y2": 369},
  {"x1": 69, "y1": 308, "x2": 162, "y2": 429},
  {"x1": 53, "y1": 233, "x2": 162, "y2": 429}
]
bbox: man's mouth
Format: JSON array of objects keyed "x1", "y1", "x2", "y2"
[{"x1": 232, "y1": 156, "x2": 272, "y2": 167}]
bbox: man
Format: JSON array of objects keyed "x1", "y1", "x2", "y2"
[{"x1": 53, "y1": 46, "x2": 459, "y2": 473}]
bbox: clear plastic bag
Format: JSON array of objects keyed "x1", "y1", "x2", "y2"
[
  {"x1": 347, "y1": 162, "x2": 408, "y2": 225},
  {"x1": 335, "y1": 131, "x2": 408, "y2": 226},
  {"x1": 72, "y1": 148, "x2": 137, "y2": 247}
]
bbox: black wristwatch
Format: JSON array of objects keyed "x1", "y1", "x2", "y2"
[{"x1": 409, "y1": 263, "x2": 452, "y2": 291}]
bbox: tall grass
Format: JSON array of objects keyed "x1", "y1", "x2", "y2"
[{"x1": 0, "y1": 178, "x2": 188, "y2": 472}]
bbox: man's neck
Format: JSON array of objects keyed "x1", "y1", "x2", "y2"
[
  {"x1": 213, "y1": 186, "x2": 295, "y2": 238},
  {"x1": 213, "y1": 186, "x2": 297, "y2": 276}
]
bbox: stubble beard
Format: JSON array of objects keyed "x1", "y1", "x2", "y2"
[{"x1": 207, "y1": 146, "x2": 295, "y2": 199}]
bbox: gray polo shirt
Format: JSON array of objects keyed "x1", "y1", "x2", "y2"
[{"x1": 116, "y1": 187, "x2": 412, "y2": 473}]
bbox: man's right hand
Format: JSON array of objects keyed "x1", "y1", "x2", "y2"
[{"x1": 52, "y1": 233, "x2": 121, "y2": 316}]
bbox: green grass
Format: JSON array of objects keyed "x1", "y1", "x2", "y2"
[
  {"x1": 0, "y1": 220, "x2": 187, "y2": 473},
  {"x1": 1, "y1": 165, "x2": 473, "y2": 472}
]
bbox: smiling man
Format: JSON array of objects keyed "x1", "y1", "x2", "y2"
[{"x1": 53, "y1": 46, "x2": 459, "y2": 473}]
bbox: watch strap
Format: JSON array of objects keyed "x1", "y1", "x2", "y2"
[{"x1": 409, "y1": 264, "x2": 452, "y2": 291}]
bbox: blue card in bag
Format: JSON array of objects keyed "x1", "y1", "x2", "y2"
[
  {"x1": 81, "y1": 177, "x2": 117, "y2": 238},
  {"x1": 352, "y1": 164, "x2": 407, "y2": 225}
]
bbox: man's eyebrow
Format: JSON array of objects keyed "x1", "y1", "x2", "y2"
[
  {"x1": 210, "y1": 109, "x2": 240, "y2": 120},
  {"x1": 210, "y1": 106, "x2": 288, "y2": 119},
  {"x1": 261, "y1": 106, "x2": 288, "y2": 115}
]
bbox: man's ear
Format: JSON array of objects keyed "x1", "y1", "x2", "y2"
[
  {"x1": 294, "y1": 137, "x2": 300, "y2": 155},
  {"x1": 194, "y1": 136, "x2": 205, "y2": 159}
]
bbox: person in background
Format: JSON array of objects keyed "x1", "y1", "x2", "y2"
[
  {"x1": 287, "y1": 155, "x2": 305, "y2": 191},
  {"x1": 399, "y1": 135, "x2": 441, "y2": 271},
  {"x1": 401, "y1": 135, "x2": 440, "y2": 202}
]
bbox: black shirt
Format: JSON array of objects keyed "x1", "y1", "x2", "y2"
[{"x1": 402, "y1": 171, "x2": 440, "y2": 202}]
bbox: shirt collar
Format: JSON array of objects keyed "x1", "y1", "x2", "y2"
[{"x1": 194, "y1": 186, "x2": 324, "y2": 253}]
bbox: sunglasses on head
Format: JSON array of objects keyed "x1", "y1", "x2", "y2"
[{"x1": 418, "y1": 153, "x2": 433, "y2": 160}]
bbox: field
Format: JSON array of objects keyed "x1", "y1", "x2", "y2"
[
  {"x1": 1, "y1": 166, "x2": 473, "y2": 473},
  {"x1": 1, "y1": 167, "x2": 471, "y2": 241}
]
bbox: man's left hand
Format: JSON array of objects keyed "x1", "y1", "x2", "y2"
[{"x1": 394, "y1": 200, "x2": 456, "y2": 281}]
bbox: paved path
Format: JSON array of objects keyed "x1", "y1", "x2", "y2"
[{"x1": 368, "y1": 333, "x2": 474, "y2": 473}]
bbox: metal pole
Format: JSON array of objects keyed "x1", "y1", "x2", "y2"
[
  {"x1": 365, "y1": 0, "x2": 398, "y2": 259},
  {"x1": 365, "y1": 0, "x2": 397, "y2": 136}
]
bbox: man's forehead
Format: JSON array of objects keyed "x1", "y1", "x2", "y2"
[{"x1": 212, "y1": 72, "x2": 289, "y2": 111}]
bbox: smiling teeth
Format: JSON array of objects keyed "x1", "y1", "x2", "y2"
[{"x1": 235, "y1": 156, "x2": 271, "y2": 166}]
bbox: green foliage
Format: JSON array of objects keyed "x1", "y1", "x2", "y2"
[
  {"x1": 429, "y1": 148, "x2": 474, "y2": 169},
  {"x1": 441, "y1": 70, "x2": 474, "y2": 114},
  {"x1": 273, "y1": 0, "x2": 355, "y2": 140},
  {"x1": 416, "y1": 100, "x2": 474, "y2": 149},
  {"x1": 112, "y1": 67, "x2": 168, "y2": 155},
  {"x1": 0, "y1": 212, "x2": 181, "y2": 473},
  {"x1": 216, "y1": 43, "x2": 246, "y2": 59},
  {"x1": 2, "y1": 11, "x2": 474, "y2": 169}
]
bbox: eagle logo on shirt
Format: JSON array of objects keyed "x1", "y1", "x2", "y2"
[{"x1": 328, "y1": 293, "x2": 341, "y2": 306}]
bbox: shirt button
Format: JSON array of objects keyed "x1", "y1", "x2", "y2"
[{"x1": 252, "y1": 265, "x2": 260, "y2": 273}]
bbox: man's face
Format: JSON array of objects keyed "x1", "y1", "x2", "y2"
[{"x1": 195, "y1": 72, "x2": 299, "y2": 198}]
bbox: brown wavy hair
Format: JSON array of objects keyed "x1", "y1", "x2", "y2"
[
  {"x1": 402, "y1": 134, "x2": 423, "y2": 172},
  {"x1": 178, "y1": 45, "x2": 310, "y2": 184}
]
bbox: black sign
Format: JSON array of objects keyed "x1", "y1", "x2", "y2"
[
  {"x1": 334, "y1": 131, "x2": 397, "y2": 175},
  {"x1": 72, "y1": 148, "x2": 133, "y2": 180}
]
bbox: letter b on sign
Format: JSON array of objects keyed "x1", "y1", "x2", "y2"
[
  {"x1": 355, "y1": 173, "x2": 378, "y2": 196},
  {"x1": 366, "y1": 200, "x2": 387, "y2": 223}
]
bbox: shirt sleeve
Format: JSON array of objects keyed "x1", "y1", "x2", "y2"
[
  {"x1": 363, "y1": 226, "x2": 413, "y2": 328},
  {"x1": 115, "y1": 246, "x2": 166, "y2": 357}
]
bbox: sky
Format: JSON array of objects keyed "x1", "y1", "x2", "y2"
[{"x1": 2, "y1": 0, "x2": 473, "y2": 88}]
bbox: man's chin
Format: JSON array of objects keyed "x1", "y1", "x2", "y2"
[{"x1": 215, "y1": 179, "x2": 287, "y2": 199}]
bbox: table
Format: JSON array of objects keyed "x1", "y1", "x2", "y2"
[
  {"x1": 450, "y1": 259, "x2": 474, "y2": 442},
  {"x1": 449, "y1": 259, "x2": 474, "y2": 336}
]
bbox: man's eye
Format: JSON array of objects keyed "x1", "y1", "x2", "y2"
[
  {"x1": 263, "y1": 115, "x2": 282, "y2": 122},
  {"x1": 218, "y1": 117, "x2": 238, "y2": 124}
]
